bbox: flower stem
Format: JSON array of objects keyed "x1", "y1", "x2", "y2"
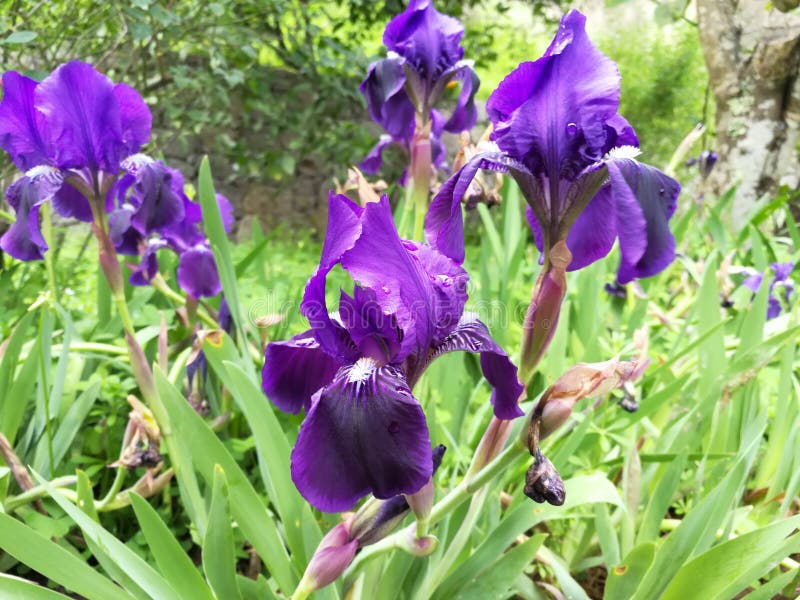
[
  {"x1": 3, "y1": 476, "x2": 77, "y2": 512},
  {"x1": 41, "y1": 203, "x2": 58, "y2": 299},
  {"x1": 96, "y1": 466, "x2": 127, "y2": 510},
  {"x1": 410, "y1": 113, "x2": 432, "y2": 241}
]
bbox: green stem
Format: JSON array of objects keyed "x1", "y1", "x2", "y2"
[
  {"x1": 41, "y1": 203, "x2": 58, "y2": 299},
  {"x1": 113, "y1": 292, "x2": 136, "y2": 336},
  {"x1": 0, "y1": 208, "x2": 15, "y2": 223},
  {"x1": 150, "y1": 274, "x2": 218, "y2": 328},
  {"x1": 409, "y1": 112, "x2": 432, "y2": 241},
  {"x1": 96, "y1": 466, "x2": 127, "y2": 510},
  {"x1": 37, "y1": 311, "x2": 55, "y2": 478},
  {"x1": 418, "y1": 488, "x2": 488, "y2": 597},
  {"x1": 3, "y1": 476, "x2": 77, "y2": 512}
]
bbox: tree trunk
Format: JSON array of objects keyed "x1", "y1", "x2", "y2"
[{"x1": 696, "y1": 0, "x2": 800, "y2": 228}]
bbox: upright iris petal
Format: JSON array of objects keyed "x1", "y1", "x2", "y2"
[
  {"x1": 36, "y1": 61, "x2": 149, "y2": 174},
  {"x1": 263, "y1": 193, "x2": 523, "y2": 512},
  {"x1": 0, "y1": 72, "x2": 52, "y2": 170},
  {"x1": 425, "y1": 10, "x2": 680, "y2": 284},
  {"x1": 383, "y1": 0, "x2": 465, "y2": 93}
]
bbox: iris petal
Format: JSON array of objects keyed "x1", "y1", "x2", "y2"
[
  {"x1": 419, "y1": 313, "x2": 524, "y2": 419},
  {"x1": 112, "y1": 82, "x2": 151, "y2": 157},
  {"x1": 0, "y1": 72, "x2": 51, "y2": 170},
  {"x1": 340, "y1": 197, "x2": 437, "y2": 360},
  {"x1": 35, "y1": 61, "x2": 125, "y2": 173},
  {"x1": 383, "y1": 0, "x2": 465, "y2": 89},
  {"x1": 487, "y1": 10, "x2": 620, "y2": 181},
  {"x1": 262, "y1": 330, "x2": 340, "y2": 414},
  {"x1": 359, "y1": 135, "x2": 395, "y2": 175},
  {"x1": 560, "y1": 185, "x2": 618, "y2": 271},
  {"x1": 440, "y1": 62, "x2": 480, "y2": 133},
  {"x1": 177, "y1": 244, "x2": 222, "y2": 298},
  {"x1": 291, "y1": 362, "x2": 432, "y2": 512},
  {"x1": 0, "y1": 177, "x2": 48, "y2": 260},
  {"x1": 607, "y1": 158, "x2": 679, "y2": 283},
  {"x1": 52, "y1": 183, "x2": 93, "y2": 222},
  {"x1": 425, "y1": 151, "x2": 537, "y2": 263},
  {"x1": 301, "y1": 192, "x2": 363, "y2": 362},
  {"x1": 360, "y1": 56, "x2": 415, "y2": 140}
]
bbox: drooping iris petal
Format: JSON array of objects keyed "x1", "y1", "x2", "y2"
[
  {"x1": 607, "y1": 158, "x2": 679, "y2": 284},
  {"x1": 130, "y1": 160, "x2": 186, "y2": 232},
  {"x1": 262, "y1": 330, "x2": 340, "y2": 414},
  {"x1": 291, "y1": 361, "x2": 433, "y2": 512},
  {"x1": 440, "y1": 62, "x2": 480, "y2": 133},
  {"x1": 177, "y1": 244, "x2": 222, "y2": 298},
  {"x1": 52, "y1": 183, "x2": 93, "y2": 222},
  {"x1": 557, "y1": 185, "x2": 618, "y2": 271},
  {"x1": 767, "y1": 297, "x2": 782, "y2": 320},
  {"x1": 35, "y1": 61, "x2": 124, "y2": 173},
  {"x1": 425, "y1": 151, "x2": 537, "y2": 263},
  {"x1": 108, "y1": 204, "x2": 141, "y2": 256},
  {"x1": 112, "y1": 82, "x2": 151, "y2": 156},
  {"x1": 742, "y1": 272, "x2": 763, "y2": 293},
  {"x1": 0, "y1": 72, "x2": 51, "y2": 170},
  {"x1": 420, "y1": 313, "x2": 524, "y2": 419},
  {"x1": 339, "y1": 287, "x2": 402, "y2": 363},
  {"x1": 383, "y1": 0, "x2": 465, "y2": 90},
  {"x1": 341, "y1": 197, "x2": 436, "y2": 360},
  {"x1": 130, "y1": 238, "x2": 166, "y2": 286},
  {"x1": 487, "y1": 10, "x2": 620, "y2": 181},
  {"x1": 359, "y1": 135, "x2": 396, "y2": 175},
  {"x1": 301, "y1": 192, "x2": 364, "y2": 362},
  {"x1": 0, "y1": 177, "x2": 48, "y2": 260},
  {"x1": 360, "y1": 56, "x2": 416, "y2": 140}
]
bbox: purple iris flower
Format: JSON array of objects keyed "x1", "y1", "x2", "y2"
[
  {"x1": 742, "y1": 262, "x2": 794, "y2": 319},
  {"x1": 111, "y1": 158, "x2": 234, "y2": 299},
  {"x1": 425, "y1": 10, "x2": 681, "y2": 284},
  {"x1": 0, "y1": 61, "x2": 153, "y2": 260},
  {"x1": 0, "y1": 61, "x2": 228, "y2": 299},
  {"x1": 359, "y1": 0, "x2": 479, "y2": 178},
  {"x1": 261, "y1": 192, "x2": 523, "y2": 512}
]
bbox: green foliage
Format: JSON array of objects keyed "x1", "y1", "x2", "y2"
[
  {"x1": 0, "y1": 3, "x2": 798, "y2": 600},
  {"x1": 601, "y1": 19, "x2": 709, "y2": 166}
]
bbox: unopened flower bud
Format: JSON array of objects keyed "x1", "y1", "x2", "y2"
[
  {"x1": 520, "y1": 241, "x2": 572, "y2": 380},
  {"x1": 299, "y1": 522, "x2": 359, "y2": 593},
  {"x1": 468, "y1": 417, "x2": 513, "y2": 478}
]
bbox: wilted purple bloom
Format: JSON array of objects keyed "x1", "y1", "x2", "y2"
[
  {"x1": 0, "y1": 61, "x2": 151, "y2": 260},
  {"x1": 742, "y1": 262, "x2": 794, "y2": 319},
  {"x1": 261, "y1": 193, "x2": 522, "y2": 512},
  {"x1": 359, "y1": 0, "x2": 479, "y2": 180},
  {"x1": 425, "y1": 10, "x2": 680, "y2": 284}
]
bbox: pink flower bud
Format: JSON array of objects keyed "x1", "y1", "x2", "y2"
[{"x1": 302, "y1": 523, "x2": 359, "y2": 591}]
